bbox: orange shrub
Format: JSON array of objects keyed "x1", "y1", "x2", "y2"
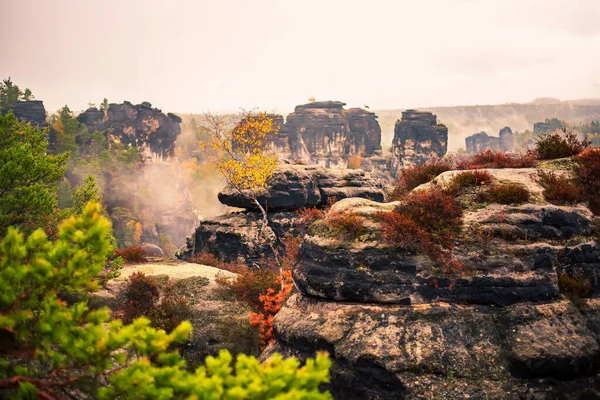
[
  {"x1": 115, "y1": 246, "x2": 147, "y2": 263},
  {"x1": 249, "y1": 270, "x2": 294, "y2": 349},
  {"x1": 484, "y1": 183, "x2": 530, "y2": 205},
  {"x1": 347, "y1": 155, "x2": 362, "y2": 169},
  {"x1": 456, "y1": 150, "x2": 536, "y2": 169},
  {"x1": 536, "y1": 170, "x2": 583, "y2": 204},
  {"x1": 389, "y1": 158, "x2": 453, "y2": 200},
  {"x1": 574, "y1": 147, "x2": 600, "y2": 214}
]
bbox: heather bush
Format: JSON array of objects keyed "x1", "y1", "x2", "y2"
[
  {"x1": 456, "y1": 149, "x2": 536, "y2": 169},
  {"x1": 534, "y1": 128, "x2": 589, "y2": 160},
  {"x1": 558, "y1": 273, "x2": 592, "y2": 306},
  {"x1": 396, "y1": 188, "x2": 463, "y2": 247},
  {"x1": 445, "y1": 170, "x2": 494, "y2": 195},
  {"x1": 574, "y1": 147, "x2": 600, "y2": 214},
  {"x1": 536, "y1": 170, "x2": 583, "y2": 204},
  {"x1": 377, "y1": 212, "x2": 429, "y2": 253},
  {"x1": 122, "y1": 272, "x2": 160, "y2": 323},
  {"x1": 326, "y1": 212, "x2": 368, "y2": 241},
  {"x1": 389, "y1": 158, "x2": 452, "y2": 199},
  {"x1": 297, "y1": 206, "x2": 325, "y2": 227},
  {"x1": 483, "y1": 183, "x2": 531, "y2": 205},
  {"x1": 115, "y1": 245, "x2": 147, "y2": 263}
]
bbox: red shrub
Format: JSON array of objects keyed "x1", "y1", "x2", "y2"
[
  {"x1": 377, "y1": 212, "x2": 430, "y2": 252},
  {"x1": 536, "y1": 170, "x2": 583, "y2": 204},
  {"x1": 484, "y1": 183, "x2": 531, "y2": 205},
  {"x1": 326, "y1": 212, "x2": 368, "y2": 240},
  {"x1": 390, "y1": 158, "x2": 453, "y2": 200},
  {"x1": 456, "y1": 150, "x2": 536, "y2": 169},
  {"x1": 122, "y1": 272, "x2": 160, "y2": 323},
  {"x1": 575, "y1": 147, "x2": 600, "y2": 214},
  {"x1": 115, "y1": 246, "x2": 147, "y2": 263},
  {"x1": 445, "y1": 170, "x2": 494, "y2": 194},
  {"x1": 396, "y1": 188, "x2": 463, "y2": 247},
  {"x1": 216, "y1": 267, "x2": 279, "y2": 311},
  {"x1": 297, "y1": 206, "x2": 325, "y2": 227}
]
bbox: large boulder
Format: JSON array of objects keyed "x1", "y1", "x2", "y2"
[
  {"x1": 77, "y1": 101, "x2": 181, "y2": 159},
  {"x1": 218, "y1": 164, "x2": 385, "y2": 211}
]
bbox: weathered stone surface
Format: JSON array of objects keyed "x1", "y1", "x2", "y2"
[
  {"x1": 1, "y1": 100, "x2": 47, "y2": 126},
  {"x1": 278, "y1": 101, "x2": 382, "y2": 167},
  {"x1": 218, "y1": 164, "x2": 385, "y2": 211},
  {"x1": 91, "y1": 261, "x2": 251, "y2": 366},
  {"x1": 77, "y1": 101, "x2": 181, "y2": 159},
  {"x1": 266, "y1": 295, "x2": 600, "y2": 399},
  {"x1": 178, "y1": 212, "x2": 277, "y2": 264},
  {"x1": 269, "y1": 163, "x2": 600, "y2": 398},
  {"x1": 140, "y1": 242, "x2": 164, "y2": 256},
  {"x1": 391, "y1": 110, "x2": 448, "y2": 171}
]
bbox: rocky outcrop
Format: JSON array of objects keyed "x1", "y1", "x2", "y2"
[
  {"x1": 278, "y1": 101, "x2": 382, "y2": 168},
  {"x1": 91, "y1": 261, "x2": 253, "y2": 366},
  {"x1": 391, "y1": 110, "x2": 448, "y2": 170},
  {"x1": 77, "y1": 101, "x2": 182, "y2": 159},
  {"x1": 1, "y1": 100, "x2": 47, "y2": 126},
  {"x1": 218, "y1": 164, "x2": 385, "y2": 211},
  {"x1": 265, "y1": 169, "x2": 600, "y2": 399},
  {"x1": 465, "y1": 127, "x2": 514, "y2": 154},
  {"x1": 178, "y1": 164, "x2": 386, "y2": 264}
]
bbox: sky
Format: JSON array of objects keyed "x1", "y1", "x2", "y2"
[{"x1": 1, "y1": 0, "x2": 599, "y2": 115}]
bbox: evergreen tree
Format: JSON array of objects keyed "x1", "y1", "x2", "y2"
[
  {"x1": 0, "y1": 112, "x2": 68, "y2": 236},
  {"x1": 0, "y1": 203, "x2": 332, "y2": 399},
  {"x1": 0, "y1": 77, "x2": 23, "y2": 108}
]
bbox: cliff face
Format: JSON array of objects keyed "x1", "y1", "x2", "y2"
[
  {"x1": 1, "y1": 100, "x2": 47, "y2": 126},
  {"x1": 77, "y1": 101, "x2": 182, "y2": 159},
  {"x1": 178, "y1": 164, "x2": 385, "y2": 265},
  {"x1": 465, "y1": 127, "x2": 514, "y2": 154},
  {"x1": 277, "y1": 101, "x2": 382, "y2": 168},
  {"x1": 264, "y1": 168, "x2": 600, "y2": 399},
  {"x1": 391, "y1": 110, "x2": 448, "y2": 169}
]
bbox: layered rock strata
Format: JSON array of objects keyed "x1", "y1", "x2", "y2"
[
  {"x1": 77, "y1": 101, "x2": 182, "y2": 159},
  {"x1": 391, "y1": 110, "x2": 448, "y2": 170},
  {"x1": 265, "y1": 170, "x2": 600, "y2": 399}
]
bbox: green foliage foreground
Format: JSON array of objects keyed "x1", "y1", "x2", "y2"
[{"x1": 0, "y1": 203, "x2": 331, "y2": 399}]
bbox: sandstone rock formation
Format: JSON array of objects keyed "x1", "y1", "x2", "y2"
[
  {"x1": 264, "y1": 170, "x2": 600, "y2": 399},
  {"x1": 277, "y1": 101, "x2": 382, "y2": 168},
  {"x1": 391, "y1": 110, "x2": 448, "y2": 170},
  {"x1": 465, "y1": 127, "x2": 514, "y2": 154},
  {"x1": 178, "y1": 164, "x2": 385, "y2": 264},
  {"x1": 1, "y1": 100, "x2": 47, "y2": 126},
  {"x1": 77, "y1": 101, "x2": 182, "y2": 159}
]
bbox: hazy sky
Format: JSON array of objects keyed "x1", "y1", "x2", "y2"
[{"x1": 1, "y1": 0, "x2": 599, "y2": 114}]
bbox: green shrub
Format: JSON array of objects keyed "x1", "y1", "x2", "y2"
[{"x1": 534, "y1": 128, "x2": 589, "y2": 160}]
